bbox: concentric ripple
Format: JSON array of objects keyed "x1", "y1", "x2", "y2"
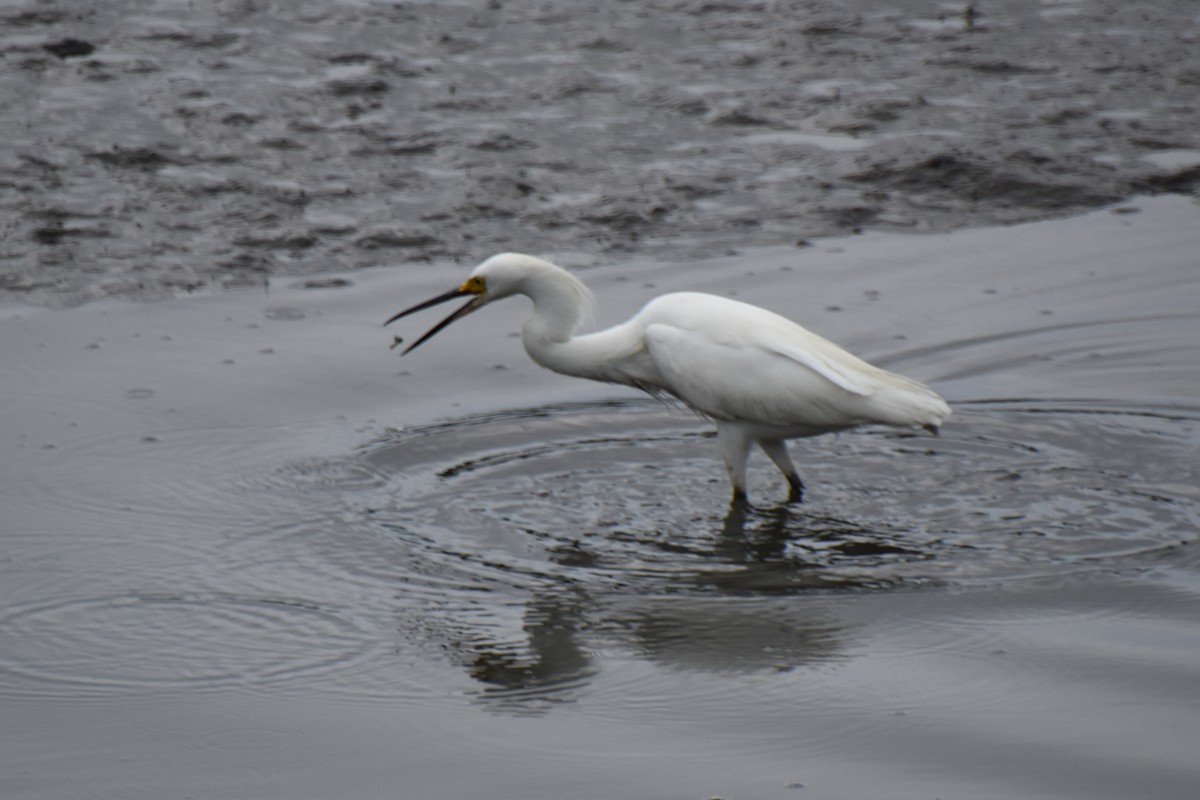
[
  {"x1": 304, "y1": 397, "x2": 1197, "y2": 705},
  {"x1": 0, "y1": 591, "x2": 376, "y2": 699},
  {"x1": 363, "y1": 398, "x2": 1200, "y2": 592},
  {"x1": 15, "y1": 399, "x2": 1188, "y2": 706}
]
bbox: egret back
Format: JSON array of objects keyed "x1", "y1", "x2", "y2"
[{"x1": 637, "y1": 292, "x2": 950, "y2": 433}]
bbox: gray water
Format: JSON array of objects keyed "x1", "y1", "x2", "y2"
[{"x1": 3, "y1": 198, "x2": 1199, "y2": 799}]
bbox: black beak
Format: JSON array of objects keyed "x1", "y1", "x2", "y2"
[{"x1": 384, "y1": 287, "x2": 484, "y2": 355}]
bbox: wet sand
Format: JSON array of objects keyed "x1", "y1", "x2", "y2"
[
  {"x1": 3, "y1": 1, "x2": 1200, "y2": 798},
  {"x1": 3, "y1": 197, "x2": 1200, "y2": 799},
  {"x1": 2, "y1": 0, "x2": 1199, "y2": 304}
]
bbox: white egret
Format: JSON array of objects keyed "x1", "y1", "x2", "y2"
[{"x1": 386, "y1": 253, "x2": 951, "y2": 503}]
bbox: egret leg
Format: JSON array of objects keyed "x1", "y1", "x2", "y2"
[
  {"x1": 715, "y1": 422, "x2": 753, "y2": 504},
  {"x1": 759, "y1": 439, "x2": 805, "y2": 503}
]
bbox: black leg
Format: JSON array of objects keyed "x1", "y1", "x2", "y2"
[{"x1": 786, "y1": 473, "x2": 805, "y2": 504}]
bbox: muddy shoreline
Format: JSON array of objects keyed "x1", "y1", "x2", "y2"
[{"x1": 2, "y1": 0, "x2": 1199, "y2": 306}]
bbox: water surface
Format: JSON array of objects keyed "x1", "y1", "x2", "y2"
[{"x1": 2, "y1": 199, "x2": 1199, "y2": 799}]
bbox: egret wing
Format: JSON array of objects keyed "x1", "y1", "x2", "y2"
[
  {"x1": 643, "y1": 322, "x2": 875, "y2": 430},
  {"x1": 748, "y1": 323, "x2": 878, "y2": 397},
  {"x1": 729, "y1": 321, "x2": 951, "y2": 429},
  {"x1": 637, "y1": 291, "x2": 877, "y2": 391}
]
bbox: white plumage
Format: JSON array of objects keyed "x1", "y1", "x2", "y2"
[{"x1": 386, "y1": 253, "x2": 951, "y2": 503}]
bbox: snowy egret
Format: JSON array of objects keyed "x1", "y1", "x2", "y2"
[{"x1": 386, "y1": 253, "x2": 951, "y2": 503}]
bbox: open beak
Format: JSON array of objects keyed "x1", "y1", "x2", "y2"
[{"x1": 384, "y1": 286, "x2": 485, "y2": 355}]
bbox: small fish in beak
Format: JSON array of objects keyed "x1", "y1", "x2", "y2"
[{"x1": 384, "y1": 277, "x2": 486, "y2": 355}]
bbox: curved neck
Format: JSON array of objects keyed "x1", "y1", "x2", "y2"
[
  {"x1": 524, "y1": 320, "x2": 656, "y2": 389},
  {"x1": 523, "y1": 325, "x2": 602, "y2": 380},
  {"x1": 512, "y1": 263, "x2": 595, "y2": 376},
  {"x1": 505, "y1": 259, "x2": 655, "y2": 388}
]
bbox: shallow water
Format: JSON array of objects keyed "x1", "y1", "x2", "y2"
[{"x1": 2, "y1": 199, "x2": 1200, "y2": 798}]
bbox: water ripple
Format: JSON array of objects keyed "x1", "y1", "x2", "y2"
[
  {"x1": 292, "y1": 397, "x2": 1199, "y2": 706},
  {"x1": 364, "y1": 398, "x2": 1200, "y2": 590},
  {"x1": 0, "y1": 591, "x2": 376, "y2": 700},
  {"x1": 7, "y1": 398, "x2": 1194, "y2": 708}
]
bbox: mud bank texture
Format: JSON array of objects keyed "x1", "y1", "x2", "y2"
[{"x1": 2, "y1": 0, "x2": 1199, "y2": 306}]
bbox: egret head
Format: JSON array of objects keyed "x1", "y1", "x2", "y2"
[
  {"x1": 383, "y1": 274, "x2": 489, "y2": 355},
  {"x1": 384, "y1": 253, "x2": 547, "y2": 355}
]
